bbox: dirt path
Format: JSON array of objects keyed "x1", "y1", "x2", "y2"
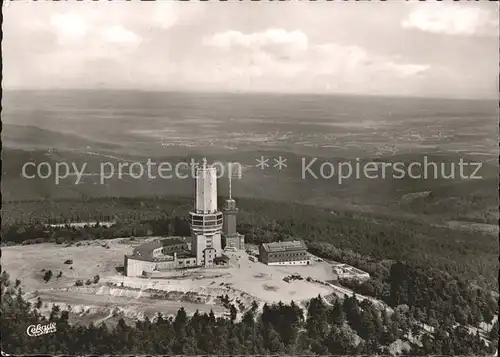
[{"x1": 94, "y1": 310, "x2": 114, "y2": 325}]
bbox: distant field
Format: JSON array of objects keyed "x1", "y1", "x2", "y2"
[
  {"x1": 2, "y1": 146, "x2": 498, "y2": 225},
  {"x1": 3, "y1": 91, "x2": 498, "y2": 160},
  {"x1": 2, "y1": 91, "x2": 498, "y2": 224}
]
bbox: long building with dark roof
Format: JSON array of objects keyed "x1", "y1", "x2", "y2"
[
  {"x1": 124, "y1": 237, "x2": 197, "y2": 277},
  {"x1": 259, "y1": 240, "x2": 310, "y2": 266},
  {"x1": 132, "y1": 238, "x2": 188, "y2": 260}
]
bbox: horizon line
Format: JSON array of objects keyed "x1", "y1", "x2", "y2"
[{"x1": 2, "y1": 88, "x2": 497, "y2": 102}]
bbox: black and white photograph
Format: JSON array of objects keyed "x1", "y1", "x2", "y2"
[{"x1": 1, "y1": 0, "x2": 499, "y2": 355}]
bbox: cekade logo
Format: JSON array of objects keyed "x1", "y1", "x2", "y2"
[{"x1": 26, "y1": 322, "x2": 57, "y2": 337}]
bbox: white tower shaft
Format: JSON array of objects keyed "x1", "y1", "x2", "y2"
[
  {"x1": 190, "y1": 158, "x2": 223, "y2": 266},
  {"x1": 195, "y1": 161, "x2": 218, "y2": 213}
]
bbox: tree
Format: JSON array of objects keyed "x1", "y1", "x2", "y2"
[
  {"x1": 174, "y1": 307, "x2": 188, "y2": 337},
  {"x1": 228, "y1": 335, "x2": 242, "y2": 355},
  {"x1": 251, "y1": 300, "x2": 259, "y2": 312},
  {"x1": 60, "y1": 310, "x2": 70, "y2": 323},
  {"x1": 198, "y1": 324, "x2": 216, "y2": 354},
  {"x1": 43, "y1": 270, "x2": 53, "y2": 282},
  {"x1": 1, "y1": 271, "x2": 10, "y2": 287},
  {"x1": 454, "y1": 305, "x2": 468, "y2": 325},
  {"x1": 93, "y1": 275, "x2": 100, "y2": 284},
  {"x1": 421, "y1": 334, "x2": 435, "y2": 355},
  {"x1": 265, "y1": 326, "x2": 285, "y2": 354},
  {"x1": 230, "y1": 304, "x2": 238, "y2": 321},
  {"x1": 326, "y1": 325, "x2": 355, "y2": 354},
  {"x1": 209, "y1": 310, "x2": 216, "y2": 325},
  {"x1": 343, "y1": 295, "x2": 361, "y2": 331},
  {"x1": 49, "y1": 304, "x2": 61, "y2": 321},
  {"x1": 36, "y1": 296, "x2": 43, "y2": 309},
  {"x1": 156, "y1": 312, "x2": 165, "y2": 325},
  {"x1": 489, "y1": 319, "x2": 498, "y2": 340},
  {"x1": 306, "y1": 297, "x2": 329, "y2": 340},
  {"x1": 328, "y1": 300, "x2": 345, "y2": 326},
  {"x1": 482, "y1": 305, "x2": 495, "y2": 327},
  {"x1": 410, "y1": 322, "x2": 422, "y2": 345},
  {"x1": 359, "y1": 309, "x2": 378, "y2": 340}
]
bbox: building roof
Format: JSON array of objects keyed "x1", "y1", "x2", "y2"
[
  {"x1": 162, "y1": 238, "x2": 187, "y2": 247},
  {"x1": 133, "y1": 241, "x2": 162, "y2": 258},
  {"x1": 261, "y1": 240, "x2": 307, "y2": 253},
  {"x1": 125, "y1": 254, "x2": 173, "y2": 262},
  {"x1": 133, "y1": 238, "x2": 188, "y2": 259},
  {"x1": 332, "y1": 264, "x2": 370, "y2": 277},
  {"x1": 176, "y1": 250, "x2": 196, "y2": 259}
]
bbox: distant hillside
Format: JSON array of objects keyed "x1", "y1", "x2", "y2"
[
  {"x1": 1, "y1": 124, "x2": 121, "y2": 152},
  {"x1": 2, "y1": 144, "x2": 498, "y2": 225}
]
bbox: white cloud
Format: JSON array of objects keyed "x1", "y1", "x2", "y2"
[
  {"x1": 153, "y1": 2, "x2": 181, "y2": 29},
  {"x1": 311, "y1": 44, "x2": 369, "y2": 74},
  {"x1": 49, "y1": 12, "x2": 88, "y2": 45},
  {"x1": 152, "y1": 2, "x2": 204, "y2": 29},
  {"x1": 204, "y1": 29, "x2": 308, "y2": 58},
  {"x1": 104, "y1": 26, "x2": 140, "y2": 44},
  {"x1": 200, "y1": 29, "x2": 431, "y2": 94},
  {"x1": 402, "y1": 4, "x2": 499, "y2": 36},
  {"x1": 205, "y1": 29, "x2": 428, "y2": 79},
  {"x1": 385, "y1": 63, "x2": 430, "y2": 77},
  {"x1": 3, "y1": 2, "x2": 495, "y2": 97}
]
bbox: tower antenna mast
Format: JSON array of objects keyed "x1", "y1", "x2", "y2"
[{"x1": 228, "y1": 169, "x2": 232, "y2": 200}]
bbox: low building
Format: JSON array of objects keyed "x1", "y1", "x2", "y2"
[
  {"x1": 259, "y1": 240, "x2": 310, "y2": 265},
  {"x1": 223, "y1": 233, "x2": 245, "y2": 252},
  {"x1": 174, "y1": 251, "x2": 198, "y2": 269},
  {"x1": 124, "y1": 237, "x2": 196, "y2": 277},
  {"x1": 332, "y1": 262, "x2": 370, "y2": 281},
  {"x1": 132, "y1": 238, "x2": 189, "y2": 260}
]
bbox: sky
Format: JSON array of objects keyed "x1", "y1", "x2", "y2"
[{"x1": 3, "y1": 0, "x2": 499, "y2": 98}]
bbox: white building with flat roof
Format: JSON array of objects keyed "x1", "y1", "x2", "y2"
[{"x1": 332, "y1": 262, "x2": 370, "y2": 281}]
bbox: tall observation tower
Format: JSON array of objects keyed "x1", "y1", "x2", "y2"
[{"x1": 189, "y1": 158, "x2": 223, "y2": 267}]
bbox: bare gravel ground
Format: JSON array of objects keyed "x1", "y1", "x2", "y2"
[{"x1": 2, "y1": 238, "x2": 338, "y2": 324}]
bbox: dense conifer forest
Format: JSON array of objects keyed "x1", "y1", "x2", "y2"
[
  {"x1": 1, "y1": 197, "x2": 498, "y2": 355},
  {"x1": 2, "y1": 196, "x2": 497, "y2": 290},
  {"x1": 1, "y1": 271, "x2": 497, "y2": 355}
]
